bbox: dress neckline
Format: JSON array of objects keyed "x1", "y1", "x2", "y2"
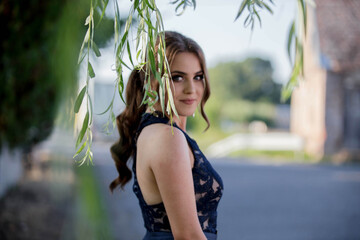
[{"x1": 143, "y1": 111, "x2": 183, "y2": 129}]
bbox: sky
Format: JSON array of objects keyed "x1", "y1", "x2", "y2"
[{"x1": 94, "y1": 0, "x2": 297, "y2": 86}]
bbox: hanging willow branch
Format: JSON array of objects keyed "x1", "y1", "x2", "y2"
[
  {"x1": 281, "y1": 0, "x2": 315, "y2": 102},
  {"x1": 74, "y1": 0, "x2": 184, "y2": 166},
  {"x1": 235, "y1": 0, "x2": 274, "y2": 30},
  {"x1": 234, "y1": 0, "x2": 315, "y2": 102},
  {"x1": 111, "y1": 0, "x2": 178, "y2": 119},
  {"x1": 73, "y1": 0, "x2": 105, "y2": 166}
]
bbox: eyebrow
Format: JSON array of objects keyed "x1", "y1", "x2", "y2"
[{"x1": 171, "y1": 70, "x2": 203, "y2": 75}]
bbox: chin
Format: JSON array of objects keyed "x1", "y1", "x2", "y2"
[
  {"x1": 174, "y1": 103, "x2": 197, "y2": 117},
  {"x1": 177, "y1": 109, "x2": 196, "y2": 117}
]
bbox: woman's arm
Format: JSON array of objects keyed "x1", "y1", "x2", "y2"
[{"x1": 146, "y1": 125, "x2": 206, "y2": 240}]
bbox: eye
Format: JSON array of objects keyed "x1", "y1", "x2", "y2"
[
  {"x1": 172, "y1": 75, "x2": 183, "y2": 82},
  {"x1": 194, "y1": 74, "x2": 204, "y2": 81}
]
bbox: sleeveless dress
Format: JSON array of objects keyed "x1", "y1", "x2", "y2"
[{"x1": 132, "y1": 112, "x2": 224, "y2": 240}]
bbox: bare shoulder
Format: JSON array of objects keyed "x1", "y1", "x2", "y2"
[{"x1": 137, "y1": 124, "x2": 188, "y2": 163}]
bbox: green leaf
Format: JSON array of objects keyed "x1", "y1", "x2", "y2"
[
  {"x1": 97, "y1": 101, "x2": 113, "y2": 115},
  {"x1": 143, "y1": 16, "x2": 155, "y2": 30},
  {"x1": 135, "y1": 18, "x2": 145, "y2": 50},
  {"x1": 120, "y1": 31, "x2": 129, "y2": 51},
  {"x1": 287, "y1": 21, "x2": 295, "y2": 64},
  {"x1": 136, "y1": 49, "x2": 142, "y2": 61},
  {"x1": 125, "y1": 13, "x2": 133, "y2": 32},
  {"x1": 141, "y1": 91, "x2": 148, "y2": 106},
  {"x1": 85, "y1": 15, "x2": 90, "y2": 26},
  {"x1": 114, "y1": 0, "x2": 121, "y2": 45},
  {"x1": 74, "y1": 86, "x2": 86, "y2": 113},
  {"x1": 262, "y1": 2, "x2": 274, "y2": 14},
  {"x1": 281, "y1": 85, "x2": 292, "y2": 103},
  {"x1": 76, "y1": 112, "x2": 89, "y2": 148},
  {"x1": 254, "y1": 10, "x2": 261, "y2": 27},
  {"x1": 235, "y1": 0, "x2": 249, "y2": 21},
  {"x1": 78, "y1": 47, "x2": 87, "y2": 64},
  {"x1": 84, "y1": 28, "x2": 90, "y2": 43},
  {"x1": 134, "y1": 0, "x2": 140, "y2": 10},
  {"x1": 297, "y1": 42, "x2": 304, "y2": 76},
  {"x1": 167, "y1": 89, "x2": 178, "y2": 118},
  {"x1": 88, "y1": 95, "x2": 93, "y2": 124},
  {"x1": 76, "y1": 154, "x2": 87, "y2": 166},
  {"x1": 91, "y1": 40, "x2": 101, "y2": 57},
  {"x1": 117, "y1": 75, "x2": 126, "y2": 103},
  {"x1": 192, "y1": 0, "x2": 196, "y2": 10},
  {"x1": 88, "y1": 62, "x2": 95, "y2": 78},
  {"x1": 244, "y1": 14, "x2": 251, "y2": 27},
  {"x1": 77, "y1": 28, "x2": 90, "y2": 64},
  {"x1": 147, "y1": 90, "x2": 156, "y2": 99},
  {"x1": 255, "y1": 1, "x2": 263, "y2": 8},
  {"x1": 127, "y1": 41, "x2": 134, "y2": 67},
  {"x1": 155, "y1": 9, "x2": 165, "y2": 30},
  {"x1": 73, "y1": 140, "x2": 87, "y2": 158},
  {"x1": 282, "y1": 62, "x2": 299, "y2": 103},
  {"x1": 136, "y1": 6, "x2": 145, "y2": 18},
  {"x1": 159, "y1": 87, "x2": 165, "y2": 113},
  {"x1": 88, "y1": 150, "x2": 94, "y2": 166},
  {"x1": 247, "y1": 1, "x2": 252, "y2": 11},
  {"x1": 157, "y1": 48, "x2": 163, "y2": 71},
  {"x1": 88, "y1": 126, "x2": 93, "y2": 143},
  {"x1": 155, "y1": 72, "x2": 162, "y2": 84},
  {"x1": 111, "y1": 111, "x2": 116, "y2": 129},
  {"x1": 144, "y1": 0, "x2": 155, "y2": 11},
  {"x1": 97, "y1": 0, "x2": 109, "y2": 27},
  {"x1": 174, "y1": 1, "x2": 187, "y2": 16},
  {"x1": 119, "y1": 58, "x2": 131, "y2": 70},
  {"x1": 148, "y1": 49, "x2": 157, "y2": 75},
  {"x1": 298, "y1": 0, "x2": 307, "y2": 37}
]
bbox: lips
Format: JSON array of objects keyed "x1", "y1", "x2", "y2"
[{"x1": 180, "y1": 99, "x2": 196, "y2": 105}]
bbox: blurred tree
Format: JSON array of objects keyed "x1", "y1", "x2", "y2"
[
  {"x1": 0, "y1": 0, "x2": 113, "y2": 166},
  {"x1": 209, "y1": 57, "x2": 287, "y2": 104}
]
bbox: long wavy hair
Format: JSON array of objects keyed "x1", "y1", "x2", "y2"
[{"x1": 109, "y1": 31, "x2": 211, "y2": 192}]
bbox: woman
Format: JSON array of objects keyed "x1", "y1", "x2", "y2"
[{"x1": 110, "y1": 31, "x2": 223, "y2": 240}]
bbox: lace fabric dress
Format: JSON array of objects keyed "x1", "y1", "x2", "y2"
[{"x1": 132, "y1": 112, "x2": 224, "y2": 239}]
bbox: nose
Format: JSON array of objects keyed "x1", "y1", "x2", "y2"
[{"x1": 184, "y1": 79, "x2": 195, "y2": 94}]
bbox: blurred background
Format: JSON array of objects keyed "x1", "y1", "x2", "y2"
[{"x1": 0, "y1": 0, "x2": 359, "y2": 239}]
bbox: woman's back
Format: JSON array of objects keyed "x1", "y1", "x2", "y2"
[
  {"x1": 133, "y1": 112, "x2": 224, "y2": 237},
  {"x1": 136, "y1": 120, "x2": 195, "y2": 206}
]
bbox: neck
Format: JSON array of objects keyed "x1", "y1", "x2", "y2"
[{"x1": 173, "y1": 115, "x2": 187, "y2": 132}]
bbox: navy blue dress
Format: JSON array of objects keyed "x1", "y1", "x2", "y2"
[{"x1": 132, "y1": 112, "x2": 224, "y2": 240}]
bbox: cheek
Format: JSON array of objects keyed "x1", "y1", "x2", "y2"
[
  {"x1": 196, "y1": 82, "x2": 205, "y2": 97},
  {"x1": 171, "y1": 82, "x2": 182, "y2": 99}
]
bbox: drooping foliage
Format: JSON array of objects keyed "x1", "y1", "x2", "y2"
[{"x1": 0, "y1": 0, "x2": 113, "y2": 154}]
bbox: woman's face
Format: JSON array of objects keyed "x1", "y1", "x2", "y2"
[{"x1": 170, "y1": 52, "x2": 205, "y2": 117}]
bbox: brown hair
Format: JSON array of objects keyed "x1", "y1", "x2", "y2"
[{"x1": 109, "y1": 31, "x2": 211, "y2": 192}]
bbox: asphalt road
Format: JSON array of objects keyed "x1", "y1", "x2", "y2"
[{"x1": 93, "y1": 146, "x2": 360, "y2": 240}]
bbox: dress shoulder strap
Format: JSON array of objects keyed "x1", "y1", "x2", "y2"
[
  {"x1": 134, "y1": 111, "x2": 199, "y2": 151},
  {"x1": 134, "y1": 111, "x2": 170, "y2": 142}
]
